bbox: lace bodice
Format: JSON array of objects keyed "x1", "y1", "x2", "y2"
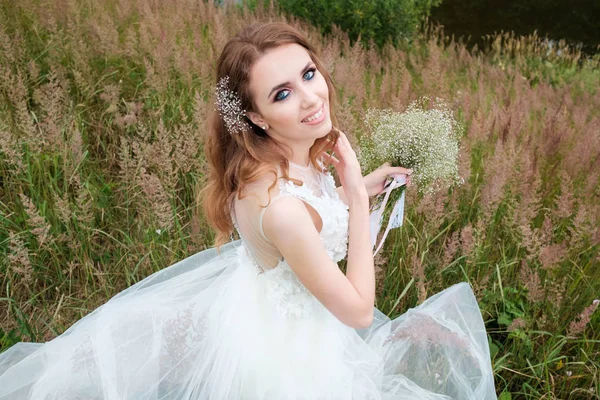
[
  {"x1": 273, "y1": 172, "x2": 349, "y2": 263},
  {"x1": 233, "y1": 168, "x2": 350, "y2": 318}
]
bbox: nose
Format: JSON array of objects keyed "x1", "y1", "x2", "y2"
[{"x1": 299, "y1": 85, "x2": 319, "y2": 109}]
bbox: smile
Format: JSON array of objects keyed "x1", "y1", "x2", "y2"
[{"x1": 301, "y1": 104, "x2": 325, "y2": 124}]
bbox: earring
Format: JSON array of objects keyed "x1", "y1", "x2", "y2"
[{"x1": 262, "y1": 125, "x2": 267, "y2": 130}]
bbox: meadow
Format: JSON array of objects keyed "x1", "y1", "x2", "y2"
[{"x1": 0, "y1": 0, "x2": 599, "y2": 398}]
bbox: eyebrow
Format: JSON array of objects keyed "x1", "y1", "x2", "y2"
[{"x1": 267, "y1": 61, "x2": 314, "y2": 100}]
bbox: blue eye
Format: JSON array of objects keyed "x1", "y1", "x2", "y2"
[
  {"x1": 303, "y1": 68, "x2": 316, "y2": 80},
  {"x1": 275, "y1": 89, "x2": 290, "y2": 101},
  {"x1": 274, "y1": 67, "x2": 317, "y2": 102}
]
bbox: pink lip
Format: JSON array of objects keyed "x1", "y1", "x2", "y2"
[{"x1": 301, "y1": 104, "x2": 326, "y2": 125}]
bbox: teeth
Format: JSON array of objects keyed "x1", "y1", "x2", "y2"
[{"x1": 303, "y1": 107, "x2": 323, "y2": 123}]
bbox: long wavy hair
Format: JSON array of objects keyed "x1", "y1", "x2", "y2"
[{"x1": 200, "y1": 22, "x2": 340, "y2": 247}]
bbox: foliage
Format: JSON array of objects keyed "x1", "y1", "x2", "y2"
[
  {"x1": 430, "y1": 0, "x2": 600, "y2": 55},
  {"x1": 0, "y1": 328, "x2": 21, "y2": 350},
  {"x1": 275, "y1": 0, "x2": 442, "y2": 49}
]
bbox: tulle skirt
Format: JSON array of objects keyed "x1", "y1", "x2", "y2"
[{"x1": 0, "y1": 240, "x2": 497, "y2": 399}]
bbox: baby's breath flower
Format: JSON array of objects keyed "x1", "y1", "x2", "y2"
[
  {"x1": 215, "y1": 76, "x2": 249, "y2": 135},
  {"x1": 359, "y1": 97, "x2": 464, "y2": 193}
]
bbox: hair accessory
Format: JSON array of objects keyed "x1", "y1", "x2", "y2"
[{"x1": 215, "y1": 76, "x2": 249, "y2": 135}]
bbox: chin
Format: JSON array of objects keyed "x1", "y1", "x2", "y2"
[{"x1": 316, "y1": 119, "x2": 333, "y2": 138}]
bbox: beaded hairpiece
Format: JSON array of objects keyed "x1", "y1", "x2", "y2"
[{"x1": 215, "y1": 76, "x2": 250, "y2": 135}]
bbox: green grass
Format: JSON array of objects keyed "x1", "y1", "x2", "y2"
[{"x1": 0, "y1": 0, "x2": 598, "y2": 397}]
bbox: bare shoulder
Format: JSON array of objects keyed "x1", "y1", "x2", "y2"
[
  {"x1": 237, "y1": 170, "x2": 281, "y2": 206},
  {"x1": 261, "y1": 195, "x2": 316, "y2": 242}
]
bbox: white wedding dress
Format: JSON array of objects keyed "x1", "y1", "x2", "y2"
[{"x1": 0, "y1": 161, "x2": 497, "y2": 399}]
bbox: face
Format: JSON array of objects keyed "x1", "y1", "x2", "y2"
[{"x1": 246, "y1": 43, "x2": 332, "y2": 149}]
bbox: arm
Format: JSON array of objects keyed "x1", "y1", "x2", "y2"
[
  {"x1": 263, "y1": 195, "x2": 374, "y2": 329},
  {"x1": 335, "y1": 186, "x2": 350, "y2": 206}
]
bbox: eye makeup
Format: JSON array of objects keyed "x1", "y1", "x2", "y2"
[{"x1": 269, "y1": 63, "x2": 317, "y2": 102}]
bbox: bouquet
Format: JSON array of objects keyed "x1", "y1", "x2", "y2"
[{"x1": 358, "y1": 97, "x2": 464, "y2": 255}]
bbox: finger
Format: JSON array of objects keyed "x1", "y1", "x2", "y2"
[
  {"x1": 336, "y1": 130, "x2": 350, "y2": 147},
  {"x1": 321, "y1": 151, "x2": 339, "y2": 165},
  {"x1": 335, "y1": 131, "x2": 358, "y2": 158},
  {"x1": 333, "y1": 137, "x2": 345, "y2": 154},
  {"x1": 326, "y1": 153, "x2": 340, "y2": 164},
  {"x1": 386, "y1": 166, "x2": 413, "y2": 176},
  {"x1": 322, "y1": 137, "x2": 336, "y2": 151},
  {"x1": 336, "y1": 133, "x2": 352, "y2": 155},
  {"x1": 340, "y1": 131, "x2": 353, "y2": 148}
]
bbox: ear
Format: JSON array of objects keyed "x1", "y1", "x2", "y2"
[{"x1": 245, "y1": 111, "x2": 265, "y2": 127}]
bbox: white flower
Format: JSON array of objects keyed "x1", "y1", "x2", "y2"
[{"x1": 359, "y1": 97, "x2": 464, "y2": 194}]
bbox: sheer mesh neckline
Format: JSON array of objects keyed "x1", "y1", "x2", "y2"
[{"x1": 288, "y1": 160, "x2": 311, "y2": 170}]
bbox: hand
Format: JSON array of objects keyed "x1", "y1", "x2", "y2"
[
  {"x1": 322, "y1": 130, "x2": 367, "y2": 200},
  {"x1": 363, "y1": 162, "x2": 412, "y2": 197}
]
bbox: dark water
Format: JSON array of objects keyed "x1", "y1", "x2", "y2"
[{"x1": 429, "y1": 0, "x2": 600, "y2": 56}]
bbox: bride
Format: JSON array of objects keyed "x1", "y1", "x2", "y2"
[{"x1": 0, "y1": 22, "x2": 497, "y2": 399}]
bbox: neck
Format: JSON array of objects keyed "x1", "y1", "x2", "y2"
[
  {"x1": 268, "y1": 130, "x2": 316, "y2": 168},
  {"x1": 289, "y1": 156, "x2": 310, "y2": 168},
  {"x1": 287, "y1": 140, "x2": 314, "y2": 168}
]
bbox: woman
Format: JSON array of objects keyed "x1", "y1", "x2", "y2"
[{"x1": 0, "y1": 22, "x2": 497, "y2": 399}]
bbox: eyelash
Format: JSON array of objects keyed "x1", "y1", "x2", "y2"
[{"x1": 274, "y1": 67, "x2": 317, "y2": 102}]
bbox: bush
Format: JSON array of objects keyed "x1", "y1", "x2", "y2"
[
  {"x1": 430, "y1": 0, "x2": 600, "y2": 56},
  {"x1": 276, "y1": 0, "x2": 442, "y2": 48}
]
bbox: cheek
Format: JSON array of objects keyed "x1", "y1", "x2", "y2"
[
  {"x1": 317, "y1": 75, "x2": 329, "y2": 98},
  {"x1": 270, "y1": 102, "x2": 298, "y2": 126}
]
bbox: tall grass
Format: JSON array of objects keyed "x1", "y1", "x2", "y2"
[{"x1": 0, "y1": 0, "x2": 598, "y2": 397}]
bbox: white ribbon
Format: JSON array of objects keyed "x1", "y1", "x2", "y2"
[{"x1": 369, "y1": 175, "x2": 406, "y2": 256}]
